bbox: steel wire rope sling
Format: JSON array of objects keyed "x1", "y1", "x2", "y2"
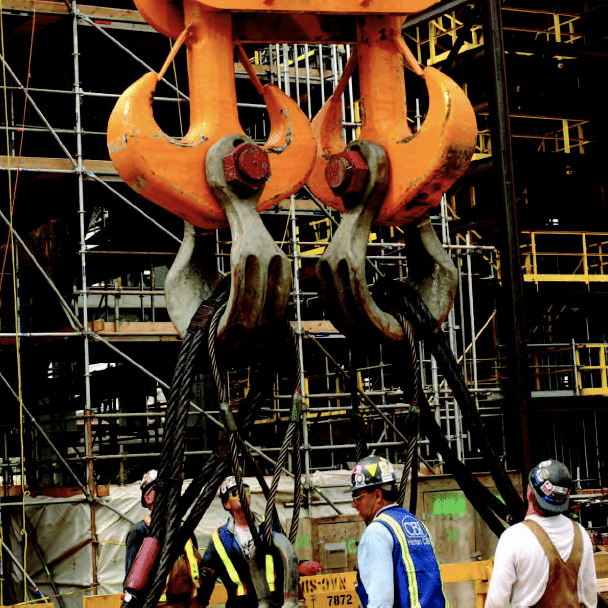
[
  {"x1": 303, "y1": 11, "x2": 524, "y2": 533},
  {"x1": 393, "y1": 316, "x2": 422, "y2": 514},
  {"x1": 373, "y1": 278, "x2": 523, "y2": 534},
  {"x1": 127, "y1": 278, "x2": 288, "y2": 608},
  {"x1": 124, "y1": 280, "x2": 231, "y2": 608},
  {"x1": 348, "y1": 346, "x2": 369, "y2": 465},
  {"x1": 208, "y1": 302, "x2": 303, "y2": 608}
]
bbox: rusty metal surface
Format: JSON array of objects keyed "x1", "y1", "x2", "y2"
[
  {"x1": 307, "y1": 15, "x2": 477, "y2": 227},
  {"x1": 107, "y1": 2, "x2": 315, "y2": 231}
]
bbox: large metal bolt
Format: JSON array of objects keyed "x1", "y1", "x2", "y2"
[
  {"x1": 325, "y1": 150, "x2": 369, "y2": 194},
  {"x1": 223, "y1": 142, "x2": 271, "y2": 190}
]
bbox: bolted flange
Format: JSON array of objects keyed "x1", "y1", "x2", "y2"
[
  {"x1": 325, "y1": 150, "x2": 368, "y2": 194},
  {"x1": 223, "y1": 142, "x2": 271, "y2": 190}
]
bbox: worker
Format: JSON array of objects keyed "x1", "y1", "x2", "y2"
[
  {"x1": 485, "y1": 459, "x2": 597, "y2": 608},
  {"x1": 198, "y1": 476, "x2": 282, "y2": 608},
  {"x1": 124, "y1": 469, "x2": 202, "y2": 608},
  {"x1": 349, "y1": 455, "x2": 449, "y2": 608}
]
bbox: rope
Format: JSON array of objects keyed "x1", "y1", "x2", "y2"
[
  {"x1": 0, "y1": 3, "x2": 35, "y2": 592},
  {"x1": 285, "y1": 326, "x2": 303, "y2": 543},
  {"x1": 143, "y1": 281, "x2": 230, "y2": 608},
  {"x1": 144, "y1": 328, "x2": 207, "y2": 608},
  {"x1": 349, "y1": 346, "x2": 368, "y2": 464},
  {"x1": 392, "y1": 310, "x2": 421, "y2": 514},
  {"x1": 372, "y1": 277, "x2": 522, "y2": 528},
  {"x1": 264, "y1": 390, "x2": 301, "y2": 544},
  {"x1": 208, "y1": 303, "x2": 228, "y2": 403},
  {"x1": 208, "y1": 303, "x2": 266, "y2": 549}
]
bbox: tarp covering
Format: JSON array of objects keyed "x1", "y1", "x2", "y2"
[{"x1": 4, "y1": 470, "x2": 365, "y2": 608}]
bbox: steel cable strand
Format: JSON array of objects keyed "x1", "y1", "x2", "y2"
[
  {"x1": 262, "y1": 380, "x2": 303, "y2": 543},
  {"x1": 288, "y1": 423, "x2": 302, "y2": 545},
  {"x1": 372, "y1": 278, "x2": 519, "y2": 522},
  {"x1": 409, "y1": 290, "x2": 523, "y2": 520},
  {"x1": 179, "y1": 453, "x2": 226, "y2": 520},
  {"x1": 174, "y1": 284, "x2": 231, "y2": 520},
  {"x1": 234, "y1": 433, "x2": 284, "y2": 537},
  {"x1": 349, "y1": 346, "x2": 368, "y2": 464},
  {"x1": 229, "y1": 431, "x2": 265, "y2": 548},
  {"x1": 144, "y1": 279, "x2": 232, "y2": 608},
  {"x1": 147, "y1": 328, "x2": 199, "y2": 544},
  {"x1": 393, "y1": 310, "x2": 421, "y2": 513},
  {"x1": 208, "y1": 304, "x2": 282, "y2": 544},
  {"x1": 283, "y1": 326, "x2": 303, "y2": 543},
  {"x1": 176, "y1": 369, "x2": 266, "y2": 521},
  {"x1": 264, "y1": 414, "x2": 297, "y2": 543},
  {"x1": 208, "y1": 303, "x2": 228, "y2": 404},
  {"x1": 170, "y1": 461, "x2": 232, "y2": 579},
  {"x1": 417, "y1": 389, "x2": 507, "y2": 537},
  {"x1": 207, "y1": 302, "x2": 265, "y2": 548},
  {"x1": 385, "y1": 301, "x2": 507, "y2": 534},
  {"x1": 144, "y1": 328, "x2": 207, "y2": 608}
]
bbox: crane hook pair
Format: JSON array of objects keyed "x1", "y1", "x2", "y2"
[{"x1": 107, "y1": 2, "x2": 476, "y2": 349}]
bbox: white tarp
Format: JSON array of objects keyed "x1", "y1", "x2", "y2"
[{"x1": 5, "y1": 470, "x2": 364, "y2": 608}]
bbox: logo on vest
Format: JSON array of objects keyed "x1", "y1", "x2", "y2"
[{"x1": 398, "y1": 517, "x2": 431, "y2": 546}]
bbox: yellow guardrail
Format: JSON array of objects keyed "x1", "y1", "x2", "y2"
[
  {"x1": 522, "y1": 231, "x2": 608, "y2": 285},
  {"x1": 576, "y1": 344, "x2": 608, "y2": 396},
  {"x1": 80, "y1": 560, "x2": 494, "y2": 608}
]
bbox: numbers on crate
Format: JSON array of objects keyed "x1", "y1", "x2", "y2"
[
  {"x1": 446, "y1": 529, "x2": 460, "y2": 542},
  {"x1": 328, "y1": 594, "x2": 353, "y2": 605}
]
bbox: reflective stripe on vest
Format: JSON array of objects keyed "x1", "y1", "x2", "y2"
[
  {"x1": 185, "y1": 539, "x2": 201, "y2": 591},
  {"x1": 212, "y1": 529, "x2": 247, "y2": 596},
  {"x1": 265, "y1": 553, "x2": 276, "y2": 592},
  {"x1": 143, "y1": 518, "x2": 200, "y2": 602},
  {"x1": 376, "y1": 513, "x2": 422, "y2": 608}
]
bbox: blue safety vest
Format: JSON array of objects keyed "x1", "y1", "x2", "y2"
[{"x1": 357, "y1": 507, "x2": 449, "y2": 608}]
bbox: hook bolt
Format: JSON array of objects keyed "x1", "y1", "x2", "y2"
[
  {"x1": 223, "y1": 142, "x2": 271, "y2": 190},
  {"x1": 325, "y1": 151, "x2": 368, "y2": 194}
]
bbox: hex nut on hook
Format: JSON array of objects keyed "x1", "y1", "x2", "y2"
[
  {"x1": 325, "y1": 150, "x2": 368, "y2": 194},
  {"x1": 223, "y1": 142, "x2": 271, "y2": 190}
]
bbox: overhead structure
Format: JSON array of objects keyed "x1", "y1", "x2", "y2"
[{"x1": 2, "y1": 0, "x2": 608, "y2": 603}]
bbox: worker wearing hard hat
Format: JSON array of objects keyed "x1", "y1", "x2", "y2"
[
  {"x1": 124, "y1": 469, "x2": 202, "y2": 608},
  {"x1": 349, "y1": 455, "x2": 448, "y2": 608},
  {"x1": 485, "y1": 459, "x2": 597, "y2": 608},
  {"x1": 197, "y1": 476, "x2": 283, "y2": 608}
]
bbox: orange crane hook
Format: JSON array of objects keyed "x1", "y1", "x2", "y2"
[
  {"x1": 307, "y1": 15, "x2": 477, "y2": 227},
  {"x1": 107, "y1": 0, "x2": 316, "y2": 231}
]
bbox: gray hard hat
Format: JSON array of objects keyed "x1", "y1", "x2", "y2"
[{"x1": 528, "y1": 459, "x2": 572, "y2": 514}]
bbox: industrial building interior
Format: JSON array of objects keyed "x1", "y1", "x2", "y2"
[{"x1": 2, "y1": 0, "x2": 608, "y2": 605}]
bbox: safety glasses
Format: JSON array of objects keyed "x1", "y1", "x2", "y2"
[{"x1": 351, "y1": 492, "x2": 370, "y2": 504}]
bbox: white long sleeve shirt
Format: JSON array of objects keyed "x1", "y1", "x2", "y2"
[
  {"x1": 357, "y1": 506, "x2": 397, "y2": 608},
  {"x1": 485, "y1": 514, "x2": 597, "y2": 608}
]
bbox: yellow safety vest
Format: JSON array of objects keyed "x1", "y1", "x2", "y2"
[
  {"x1": 143, "y1": 517, "x2": 201, "y2": 602},
  {"x1": 211, "y1": 528, "x2": 276, "y2": 595}
]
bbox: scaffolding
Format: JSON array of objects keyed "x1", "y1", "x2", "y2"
[{"x1": 2, "y1": 0, "x2": 608, "y2": 603}]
